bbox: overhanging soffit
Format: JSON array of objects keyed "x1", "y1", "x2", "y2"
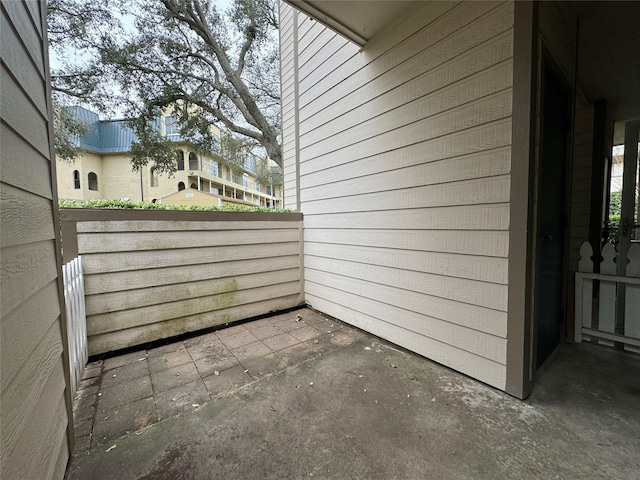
[{"x1": 284, "y1": 0, "x2": 416, "y2": 46}]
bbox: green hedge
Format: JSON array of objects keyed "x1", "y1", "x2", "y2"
[
  {"x1": 608, "y1": 214, "x2": 620, "y2": 244},
  {"x1": 59, "y1": 199, "x2": 295, "y2": 213}
]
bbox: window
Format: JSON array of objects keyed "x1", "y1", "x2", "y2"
[
  {"x1": 165, "y1": 115, "x2": 178, "y2": 135},
  {"x1": 245, "y1": 153, "x2": 256, "y2": 172},
  {"x1": 178, "y1": 181, "x2": 185, "y2": 191},
  {"x1": 189, "y1": 152, "x2": 198, "y2": 171},
  {"x1": 242, "y1": 173, "x2": 248, "y2": 187},
  {"x1": 73, "y1": 170, "x2": 80, "y2": 189},
  {"x1": 176, "y1": 150, "x2": 184, "y2": 170},
  {"x1": 209, "y1": 160, "x2": 219, "y2": 177},
  {"x1": 150, "y1": 167, "x2": 158, "y2": 187},
  {"x1": 190, "y1": 183, "x2": 197, "y2": 189},
  {"x1": 88, "y1": 172, "x2": 98, "y2": 191}
]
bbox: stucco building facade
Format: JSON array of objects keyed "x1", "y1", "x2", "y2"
[{"x1": 56, "y1": 107, "x2": 283, "y2": 208}]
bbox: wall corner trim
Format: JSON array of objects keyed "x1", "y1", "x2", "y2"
[{"x1": 506, "y1": 0, "x2": 538, "y2": 400}]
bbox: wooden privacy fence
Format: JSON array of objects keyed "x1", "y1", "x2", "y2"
[
  {"x1": 63, "y1": 255, "x2": 88, "y2": 394},
  {"x1": 61, "y1": 209, "x2": 304, "y2": 356},
  {"x1": 574, "y1": 241, "x2": 640, "y2": 351}
]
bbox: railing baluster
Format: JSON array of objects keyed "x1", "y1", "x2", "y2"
[
  {"x1": 63, "y1": 256, "x2": 88, "y2": 395},
  {"x1": 598, "y1": 242, "x2": 617, "y2": 346},
  {"x1": 624, "y1": 244, "x2": 640, "y2": 353},
  {"x1": 575, "y1": 242, "x2": 593, "y2": 342}
]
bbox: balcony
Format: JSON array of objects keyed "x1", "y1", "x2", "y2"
[
  {"x1": 55, "y1": 206, "x2": 640, "y2": 479},
  {"x1": 61, "y1": 208, "x2": 303, "y2": 356},
  {"x1": 186, "y1": 167, "x2": 280, "y2": 207}
]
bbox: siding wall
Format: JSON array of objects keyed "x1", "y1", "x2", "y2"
[
  {"x1": 569, "y1": 92, "x2": 594, "y2": 274},
  {"x1": 280, "y1": 2, "x2": 298, "y2": 209},
  {"x1": 61, "y1": 209, "x2": 303, "y2": 355},
  {"x1": 1, "y1": 2, "x2": 71, "y2": 478},
  {"x1": 281, "y1": 1, "x2": 514, "y2": 389}
]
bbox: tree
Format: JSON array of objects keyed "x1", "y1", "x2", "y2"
[
  {"x1": 52, "y1": 105, "x2": 91, "y2": 162},
  {"x1": 48, "y1": 0, "x2": 281, "y2": 178}
]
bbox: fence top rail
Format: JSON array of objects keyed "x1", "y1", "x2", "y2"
[
  {"x1": 575, "y1": 271, "x2": 640, "y2": 285},
  {"x1": 60, "y1": 208, "x2": 302, "y2": 223}
]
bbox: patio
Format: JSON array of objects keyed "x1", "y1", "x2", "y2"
[{"x1": 65, "y1": 307, "x2": 640, "y2": 479}]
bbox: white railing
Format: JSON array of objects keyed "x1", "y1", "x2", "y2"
[
  {"x1": 63, "y1": 255, "x2": 88, "y2": 394},
  {"x1": 575, "y1": 241, "x2": 640, "y2": 351}
]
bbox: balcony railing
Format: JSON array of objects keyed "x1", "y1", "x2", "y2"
[{"x1": 60, "y1": 208, "x2": 304, "y2": 356}]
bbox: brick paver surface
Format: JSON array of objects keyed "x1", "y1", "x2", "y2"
[{"x1": 71, "y1": 308, "x2": 364, "y2": 453}]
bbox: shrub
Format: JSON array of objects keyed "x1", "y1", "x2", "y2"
[
  {"x1": 59, "y1": 199, "x2": 295, "y2": 213},
  {"x1": 607, "y1": 214, "x2": 620, "y2": 244}
]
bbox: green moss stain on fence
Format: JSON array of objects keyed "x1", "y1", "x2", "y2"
[{"x1": 213, "y1": 280, "x2": 239, "y2": 309}]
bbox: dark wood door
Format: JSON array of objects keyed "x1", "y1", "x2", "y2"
[{"x1": 535, "y1": 67, "x2": 570, "y2": 368}]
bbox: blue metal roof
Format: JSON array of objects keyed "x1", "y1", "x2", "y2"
[
  {"x1": 98, "y1": 119, "x2": 139, "y2": 153},
  {"x1": 68, "y1": 108, "x2": 252, "y2": 169},
  {"x1": 69, "y1": 106, "x2": 138, "y2": 153},
  {"x1": 70, "y1": 106, "x2": 171, "y2": 153}
]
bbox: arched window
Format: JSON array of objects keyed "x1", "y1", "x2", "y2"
[
  {"x1": 188, "y1": 152, "x2": 198, "y2": 171},
  {"x1": 178, "y1": 182, "x2": 185, "y2": 191},
  {"x1": 73, "y1": 170, "x2": 80, "y2": 189},
  {"x1": 190, "y1": 183, "x2": 197, "y2": 189},
  {"x1": 150, "y1": 167, "x2": 158, "y2": 187},
  {"x1": 88, "y1": 172, "x2": 98, "y2": 191},
  {"x1": 176, "y1": 150, "x2": 184, "y2": 171}
]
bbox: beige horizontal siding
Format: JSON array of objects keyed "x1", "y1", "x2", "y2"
[
  {"x1": 86, "y1": 270, "x2": 300, "y2": 317},
  {"x1": 299, "y1": 2, "x2": 510, "y2": 115},
  {"x1": 302, "y1": 147, "x2": 511, "y2": 198},
  {"x1": 87, "y1": 282, "x2": 300, "y2": 337},
  {"x1": 64, "y1": 213, "x2": 303, "y2": 354},
  {"x1": 1, "y1": 2, "x2": 70, "y2": 477},
  {"x1": 78, "y1": 228, "x2": 299, "y2": 253},
  {"x1": 303, "y1": 205, "x2": 510, "y2": 230},
  {"x1": 88, "y1": 295, "x2": 300, "y2": 356},
  {"x1": 305, "y1": 229, "x2": 509, "y2": 257},
  {"x1": 280, "y1": 1, "x2": 298, "y2": 210},
  {"x1": 299, "y1": 118, "x2": 513, "y2": 177},
  {"x1": 281, "y1": 0, "x2": 513, "y2": 389},
  {"x1": 305, "y1": 292, "x2": 507, "y2": 388},
  {"x1": 84, "y1": 255, "x2": 300, "y2": 294},
  {"x1": 305, "y1": 258, "x2": 507, "y2": 311},
  {"x1": 305, "y1": 242, "x2": 508, "y2": 284}
]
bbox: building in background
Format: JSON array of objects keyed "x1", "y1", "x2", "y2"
[{"x1": 56, "y1": 107, "x2": 283, "y2": 208}]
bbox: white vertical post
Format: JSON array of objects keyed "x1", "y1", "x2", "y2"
[
  {"x1": 63, "y1": 256, "x2": 88, "y2": 395},
  {"x1": 599, "y1": 242, "x2": 617, "y2": 345},
  {"x1": 575, "y1": 242, "x2": 593, "y2": 342},
  {"x1": 624, "y1": 244, "x2": 640, "y2": 352}
]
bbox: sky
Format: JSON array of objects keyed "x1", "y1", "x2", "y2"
[{"x1": 49, "y1": 0, "x2": 235, "y2": 119}]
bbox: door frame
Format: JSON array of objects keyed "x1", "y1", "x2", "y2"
[{"x1": 529, "y1": 44, "x2": 574, "y2": 372}]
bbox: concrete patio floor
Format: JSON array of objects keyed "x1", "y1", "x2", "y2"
[{"x1": 65, "y1": 307, "x2": 640, "y2": 479}]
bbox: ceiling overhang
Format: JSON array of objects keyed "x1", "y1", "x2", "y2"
[
  {"x1": 283, "y1": 1, "x2": 640, "y2": 136},
  {"x1": 284, "y1": 0, "x2": 416, "y2": 46},
  {"x1": 570, "y1": 1, "x2": 640, "y2": 125}
]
